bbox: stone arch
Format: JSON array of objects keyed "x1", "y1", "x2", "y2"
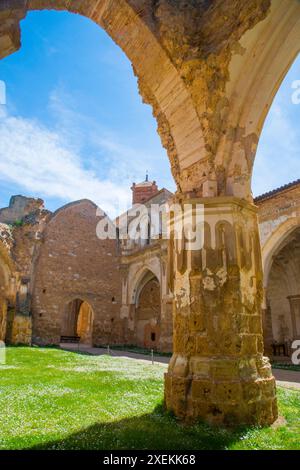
[
  {"x1": 1, "y1": 1, "x2": 298, "y2": 199},
  {"x1": 262, "y1": 217, "x2": 300, "y2": 290},
  {"x1": 215, "y1": 0, "x2": 300, "y2": 199},
  {"x1": 264, "y1": 224, "x2": 300, "y2": 350},
  {"x1": 135, "y1": 270, "x2": 158, "y2": 307},
  {"x1": 61, "y1": 298, "x2": 94, "y2": 345},
  {"x1": 0, "y1": 0, "x2": 205, "y2": 192},
  {"x1": 134, "y1": 270, "x2": 161, "y2": 350},
  {"x1": 129, "y1": 264, "x2": 161, "y2": 306}
]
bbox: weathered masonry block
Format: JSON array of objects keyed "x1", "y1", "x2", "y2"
[{"x1": 165, "y1": 197, "x2": 277, "y2": 426}]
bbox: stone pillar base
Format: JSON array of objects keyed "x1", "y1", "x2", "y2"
[{"x1": 165, "y1": 355, "x2": 277, "y2": 426}]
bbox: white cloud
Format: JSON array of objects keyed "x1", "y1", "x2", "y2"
[
  {"x1": 0, "y1": 107, "x2": 132, "y2": 217},
  {"x1": 252, "y1": 102, "x2": 300, "y2": 196},
  {"x1": 49, "y1": 87, "x2": 145, "y2": 175},
  {"x1": 48, "y1": 86, "x2": 174, "y2": 190},
  {"x1": 0, "y1": 83, "x2": 174, "y2": 217}
]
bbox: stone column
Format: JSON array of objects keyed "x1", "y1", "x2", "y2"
[
  {"x1": 287, "y1": 295, "x2": 300, "y2": 340},
  {"x1": 165, "y1": 197, "x2": 277, "y2": 426}
]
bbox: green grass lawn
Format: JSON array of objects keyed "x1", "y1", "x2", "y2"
[{"x1": 0, "y1": 347, "x2": 299, "y2": 450}]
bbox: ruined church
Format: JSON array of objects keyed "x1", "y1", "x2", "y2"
[
  {"x1": 2, "y1": 0, "x2": 300, "y2": 426},
  {"x1": 0, "y1": 177, "x2": 299, "y2": 361}
]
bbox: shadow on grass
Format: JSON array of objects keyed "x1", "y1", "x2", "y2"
[{"x1": 26, "y1": 404, "x2": 248, "y2": 451}]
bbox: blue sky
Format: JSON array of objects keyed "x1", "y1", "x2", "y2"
[{"x1": 0, "y1": 11, "x2": 299, "y2": 216}]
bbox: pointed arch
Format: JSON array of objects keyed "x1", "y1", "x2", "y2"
[
  {"x1": 262, "y1": 217, "x2": 300, "y2": 289},
  {"x1": 134, "y1": 269, "x2": 161, "y2": 350},
  {"x1": 0, "y1": 0, "x2": 205, "y2": 191},
  {"x1": 215, "y1": 0, "x2": 300, "y2": 199},
  {"x1": 130, "y1": 266, "x2": 160, "y2": 306}
]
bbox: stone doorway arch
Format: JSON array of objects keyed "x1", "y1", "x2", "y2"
[
  {"x1": 135, "y1": 271, "x2": 161, "y2": 351},
  {"x1": 62, "y1": 299, "x2": 94, "y2": 346}
]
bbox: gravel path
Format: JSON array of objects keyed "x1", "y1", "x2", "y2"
[{"x1": 60, "y1": 343, "x2": 300, "y2": 390}]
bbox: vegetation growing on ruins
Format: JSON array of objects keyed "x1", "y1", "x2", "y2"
[
  {"x1": 11, "y1": 219, "x2": 24, "y2": 227},
  {"x1": 0, "y1": 347, "x2": 299, "y2": 450}
]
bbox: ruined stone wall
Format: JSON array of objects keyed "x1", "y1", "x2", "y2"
[
  {"x1": 0, "y1": 195, "x2": 44, "y2": 225},
  {"x1": 0, "y1": 226, "x2": 15, "y2": 342},
  {"x1": 31, "y1": 200, "x2": 123, "y2": 346},
  {"x1": 267, "y1": 238, "x2": 300, "y2": 344},
  {"x1": 0, "y1": 196, "x2": 49, "y2": 284},
  {"x1": 119, "y1": 183, "x2": 300, "y2": 354},
  {"x1": 0, "y1": 196, "x2": 50, "y2": 344},
  {"x1": 120, "y1": 239, "x2": 172, "y2": 352},
  {"x1": 256, "y1": 181, "x2": 300, "y2": 248},
  {"x1": 1, "y1": 183, "x2": 299, "y2": 351},
  {"x1": 0, "y1": 240, "x2": 13, "y2": 342},
  {"x1": 255, "y1": 182, "x2": 300, "y2": 353}
]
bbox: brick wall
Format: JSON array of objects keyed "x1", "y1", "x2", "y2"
[
  {"x1": 131, "y1": 181, "x2": 159, "y2": 204},
  {"x1": 31, "y1": 200, "x2": 123, "y2": 346}
]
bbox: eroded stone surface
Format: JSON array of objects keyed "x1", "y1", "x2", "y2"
[
  {"x1": 31, "y1": 200, "x2": 123, "y2": 346},
  {"x1": 1, "y1": 1, "x2": 299, "y2": 198},
  {"x1": 0, "y1": 196, "x2": 48, "y2": 344},
  {"x1": 256, "y1": 181, "x2": 300, "y2": 357},
  {"x1": 165, "y1": 197, "x2": 277, "y2": 426}
]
